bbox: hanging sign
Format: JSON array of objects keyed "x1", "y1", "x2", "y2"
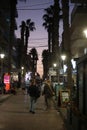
[{"x1": 4, "y1": 73, "x2": 10, "y2": 92}]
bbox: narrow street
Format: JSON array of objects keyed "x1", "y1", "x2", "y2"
[{"x1": 0, "y1": 89, "x2": 66, "y2": 130}]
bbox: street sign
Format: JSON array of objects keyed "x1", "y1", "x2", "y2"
[{"x1": 4, "y1": 73, "x2": 10, "y2": 92}]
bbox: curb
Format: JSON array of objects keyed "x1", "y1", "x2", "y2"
[{"x1": 0, "y1": 94, "x2": 12, "y2": 103}]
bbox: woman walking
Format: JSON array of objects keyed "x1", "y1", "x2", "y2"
[{"x1": 42, "y1": 80, "x2": 55, "y2": 110}]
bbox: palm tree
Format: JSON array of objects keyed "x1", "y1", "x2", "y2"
[
  {"x1": 19, "y1": 19, "x2": 35, "y2": 71},
  {"x1": 43, "y1": 1, "x2": 62, "y2": 61},
  {"x1": 61, "y1": 0, "x2": 73, "y2": 88},
  {"x1": 42, "y1": 1, "x2": 62, "y2": 81},
  {"x1": 29, "y1": 48, "x2": 38, "y2": 77},
  {"x1": 25, "y1": 19, "x2": 36, "y2": 55},
  {"x1": 42, "y1": 5, "x2": 54, "y2": 53},
  {"x1": 52, "y1": 0, "x2": 61, "y2": 61},
  {"x1": 42, "y1": 49, "x2": 50, "y2": 79}
]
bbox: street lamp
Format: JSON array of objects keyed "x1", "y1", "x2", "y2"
[
  {"x1": 83, "y1": 29, "x2": 87, "y2": 54},
  {"x1": 53, "y1": 63, "x2": 58, "y2": 82},
  {"x1": 0, "y1": 53, "x2": 5, "y2": 82},
  {"x1": 21, "y1": 66, "x2": 24, "y2": 75},
  {"x1": 53, "y1": 63, "x2": 57, "y2": 68},
  {"x1": 61, "y1": 54, "x2": 66, "y2": 86}
]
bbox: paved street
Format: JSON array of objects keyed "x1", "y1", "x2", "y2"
[{"x1": 0, "y1": 89, "x2": 66, "y2": 130}]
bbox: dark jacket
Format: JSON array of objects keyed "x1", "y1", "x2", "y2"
[
  {"x1": 43, "y1": 83, "x2": 54, "y2": 98},
  {"x1": 28, "y1": 85, "x2": 40, "y2": 98}
]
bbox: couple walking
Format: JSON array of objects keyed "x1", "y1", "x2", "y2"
[{"x1": 28, "y1": 78, "x2": 55, "y2": 114}]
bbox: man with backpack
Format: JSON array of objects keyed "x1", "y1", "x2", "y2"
[{"x1": 42, "y1": 80, "x2": 55, "y2": 110}]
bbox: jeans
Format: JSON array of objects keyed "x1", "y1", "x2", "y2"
[{"x1": 29, "y1": 96, "x2": 36, "y2": 112}]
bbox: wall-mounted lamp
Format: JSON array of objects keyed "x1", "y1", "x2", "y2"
[{"x1": 0, "y1": 53, "x2": 5, "y2": 82}]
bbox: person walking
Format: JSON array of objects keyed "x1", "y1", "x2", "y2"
[
  {"x1": 42, "y1": 80, "x2": 55, "y2": 110},
  {"x1": 54, "y1": 82, "x2": 61, "y2": 109},
  {"x1": 28, "y1": 79, "x2": 40, "y2": 114},
  {"x1": 24, "y1": 78, "x2": 30, "y2": 103}
]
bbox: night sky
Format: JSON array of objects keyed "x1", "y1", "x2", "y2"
[{"x1": 15, "y1": 0, "x2": 54, "y2": 77}]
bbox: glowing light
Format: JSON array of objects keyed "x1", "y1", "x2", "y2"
[
  {"x1": 83, "y1": 29, "x2": 87, "y2": 38},
  {"x1": 61, "y1": 54, "x2": 66, "y2": 61}
]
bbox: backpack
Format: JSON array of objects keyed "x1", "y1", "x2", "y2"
[{"x1": 44, "y1": 84, "x2": 54, "y2": 98}]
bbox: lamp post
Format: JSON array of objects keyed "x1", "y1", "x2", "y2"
[
  {"x1": 21, "y1": 66, "x2": 24, "y2": 87},
  {"x1": 0, "y1": 53, "x2": 5, "y2": 82},
  {"x1": 53, "y1": 63, "x2": 58, "y2": 82},
  {"x1": 21, "y1": 66, "x2": 24, "y2": 76},
  {"x1": 61, "y1": 54, "x2": 66, "y2": 86}
]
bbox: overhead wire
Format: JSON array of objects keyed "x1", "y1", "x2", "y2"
[
  {"x1": 17, "y1": 1, "x2": 51, "y2": 61},
  {"x1": 28, "y1": 45, "x2": 48, "y2": 48},
  {"x1": 17, "y1": 1, "x2": 54, "y2": 10},
  {"x1": 17, "y1": 8, "x2": 45, "y2": 10},
  {"x1": 17, "y1": 1, "x2": 54, "y2": 75},
  {"x1": 17, "y1": 2, "x2": 53, "y2": 8},
  {"x1": 29, "y1": 38, "x2": 48, "y2": 40},
  {"x1": 17, "y1": 2, "x2": 53, "y2": 10}
]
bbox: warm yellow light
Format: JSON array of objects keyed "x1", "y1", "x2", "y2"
[
  {"x1": 21, "y1": 66, "x2": 24, "y2": 70},
  {"x1": 61, "y1": 54, "x2": 66, "y2": 61},
  {"x1": 53, "y1": 63, "x2": 57, "y2": 67},
  {"x1": 0, "y1": 53, "x2": 5, "y2": 59},
  {"x1": 83, "y1": 29, "x2": 87, "y2": 38}
]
